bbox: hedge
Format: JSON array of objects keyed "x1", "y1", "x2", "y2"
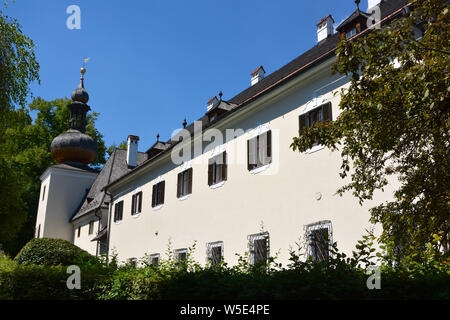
[
  {"x1": 0, "y1": 236, "x2": 448, "y2": 300},
  {"x1": 14, "y1": 238, "x2": 100, "y2": 267}
]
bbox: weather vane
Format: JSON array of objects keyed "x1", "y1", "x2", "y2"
[
  {"x1": 82, "y1": 57, "x2": 90, "y2": 68},
  {"x1": 81, "y1": 57, "x2": 90, "y2": 79}
]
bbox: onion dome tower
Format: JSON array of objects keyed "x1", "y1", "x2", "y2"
[{"x1": 50, "y1": 68, "x2": 97, "y2": 165}]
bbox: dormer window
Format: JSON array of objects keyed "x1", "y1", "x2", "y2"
[
  {"x1": 346, "y1": 28, "x2": 357, "y2": 39},
  {"x1": 336, "y1": 3, "x2": 370, "y2": 40}
]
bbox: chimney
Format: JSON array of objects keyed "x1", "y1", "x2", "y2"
[
  {"x1": 206, "y1": 96, "x2": 219, "y2": 112},
  {"x1": 127, "y1": 135, "x2": 139, "y2": 168},
  {"x1": 251, "y1": 66, "x2": 265, "y2": 86},
  {"x1": 317, "y1": 15, "x2": 335, "y2": 42},
  {"x1": 368, "y1": 0, "x2": 383, "y2": 11}
]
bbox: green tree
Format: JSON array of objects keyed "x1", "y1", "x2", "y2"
[
  {"x1": 2, "y1": 97, "x2": 107, "y2": 255},
  {"x1": 0, "y1": 1, "x2": 40, "y2": 247},
  {"x1": 107, "y1": 140, "x2": 127, "y2": 156},
  {"x1": 291, "y1": 0, "x2": 449, "y2": 261}
]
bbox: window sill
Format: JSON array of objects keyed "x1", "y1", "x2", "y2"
[
  {"x1": 114, "y1": 221, "x2": 122, "y2": 225},
  {"x1": 178, "y1": 194, "x2": 191, "y2": 201},
  {"x1": 209, "y1": 181, "x2": 225, "y2": 189},
  {"x1": 249, "y1": 163, "x2": 270, "y2": 175},
  {"x1": 152, "y1": 204, "x2": 163, "y2": 211},
  {"x1": 131, "y1": 213, "x2": 141, "y2": 219},
  {"x1": 305, "y1": 145, "x2": 324, "y2": 154}
]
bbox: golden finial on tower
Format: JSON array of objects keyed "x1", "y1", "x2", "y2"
[{"x1": 81, "y1": 57, "x2": 90, "y2": 80}]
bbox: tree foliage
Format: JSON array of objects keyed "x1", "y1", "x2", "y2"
[
  {"x1": 0, "y1": 2, "x2": 39, "y2": 246},
  {"x1": 291, "y1": 0, "x2": 449, "y2": 260},
  {"x1": 107, "y1": 140, "x2": 127, "y2": 156},
  {"x1": 1, "y1": 97, "x2": 107, "y2": 255}
]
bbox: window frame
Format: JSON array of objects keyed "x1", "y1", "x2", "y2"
[
  {"x1": 88, "y1": 220, "x2": 94, "y2": 235},
  {"x1": 346, "y1": 27, "x2": 357, "y2": 38},
  {"x1": 305, "y1": 220, "x2": 333, "y2": 262},
  {"x1": 206, "y1": 241, "x2": 224, "y2": 266},
  {"x1": 152, "y1": 181, "x2": 165, "y2": 208},
  {"x1": 248, "y1": 232, "x2": 270, "y2": 265},
  {"x1": 247, "y1": 130, "x2": 272, "y2": 171},
  {"x1": 177, "y1": 168, "x2": 193, "y2": 198},
  {"x1": 149, "y1": 253, "x2": 160, "y2": 266},
  {"x1": 175, "y1": 248, "x2": 188, "y2": 263},
  {"x1": 208, "y1": 152, "x2": 227, "y2": 186},
  {"x1": 299, "y1": 102, "x2": 332, "y2": 135},
  {"x1": 114, "y1": 200, "x2": 124, "y2": 223},
  {"x1": 131, "y1": 191, "x2": 143, "y2": 216},
  {"x1": 299, "y1": 102, "x2": 332, "y2": 151},
  {"x1": 127, "y1": 257, "x2": 137, "y2": 267}
]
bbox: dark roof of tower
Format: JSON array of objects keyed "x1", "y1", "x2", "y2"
[{"x1": 71, "y1": 78, "x2": 89, "y2": 103}]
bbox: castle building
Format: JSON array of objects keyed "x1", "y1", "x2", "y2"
[{"x1": 36, "y1": 0, "x2": 412, "y2": 265}]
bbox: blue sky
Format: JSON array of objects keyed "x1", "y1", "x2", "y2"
[{"x1": 4, "y1": 0, "x2": 364, "y2": 152}]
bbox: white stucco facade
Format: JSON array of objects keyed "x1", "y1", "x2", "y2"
[
  {"x1": 105, "y1": 59, "x2": 396, "y2": 265},
  {"x1": 35, "y1": 166, "x2": 97, "y2": 242},
  {"x1": 34, "y1": 0, "x2": 408, "y2": 266}
]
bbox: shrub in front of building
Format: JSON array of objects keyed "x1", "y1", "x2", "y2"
[
  {"x1": 14, "y1": 238, "x2": 100, "y2": 267},
  {"x1": 0, "y1": 236, "x2": 449, "y2": 300}
]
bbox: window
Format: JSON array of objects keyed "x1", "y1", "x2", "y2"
[
  {"x1": 131, "y1": 191, "x2": 142, "y2": 215},
  {"x1": 299, "y1": 102, "x2": 332, "y2": 142},
  {"x1": 127, "y1": 258, "x2": 137, "y2": 267},
  {"x1": 175, "y1": 248, "x2": 188, "y2": 263},
  {"x1": 88, "y1": 221, "x2": 94, "y2": 235},
  {"x1": 248, "y1": 232, "x2": 270, "y2": 265},
  {"x1": 42, "y1": 185, "x2": 46, "y2": 201},
  {"x1": 77, "y1": 226, "x2": 81, "y2": 238},
  {"x1": 99, "y1": 240, "x2": 108, "y2": 255},
  {"x1": 177, "y1": 168, "x2": 193, "y2": 198},
  {"x1": 247, "y1": 130, "x2": 272, "y2": 171},
  {"x1": 114, "y1": 200, "x2": 124, "y2": 222},
  {"x1": 206, "y1": 241, "x2": 224, "y2": 265},
  {"x1": 36, "y1": 224, "x2": 41, "y2": 238},
  {"x1": 346, "y1": 28, "x2": 357, "y2": 38},
  {"x1": 149, "y1": 253, "x2": 160, "y2": 266},
  {"x1": 208, "y1": 152, "x2": 227, "y2": 186},
  {"x1": 305, "y1": 221, "x2": 332, "y2": 262},
  {"x1": 152, "y1": 181, "x2": 165, "y2": 207}
]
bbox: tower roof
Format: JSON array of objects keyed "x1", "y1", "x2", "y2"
[
  {"x1": 50, "y1": 67, "x2": 97, "y2": 165},
  {"x1": 71, "y1": 68, "x2": 89, "y2": 103}
]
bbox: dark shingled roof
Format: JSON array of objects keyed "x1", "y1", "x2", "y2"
[
  {"x1": 103, "y1": 0, "x2": 409, "y2": 191},
  {"x1": 70, "y1": 148, "x2": 147, "y2": 222}
]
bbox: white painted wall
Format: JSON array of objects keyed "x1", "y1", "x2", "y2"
[
  {"x1": 73, "y1": 214, "x2": 100, "y2": 255},
  {"x1": 107, "y1": 59, "x2": 398, "y2": 265},
  {"x1": 35, "y1": 166, "x2": 97, "y2": 242}
]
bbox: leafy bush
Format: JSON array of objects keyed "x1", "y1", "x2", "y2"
[
  {"x1": 1, "y1": 235, "x2": 448, "y2": 300},
  {"x1": 14, "y1": 238, "x2": 100, "y2": 267},
  {"x1": 0, "y1": 263, "x2": 108, "y2": 300}
]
